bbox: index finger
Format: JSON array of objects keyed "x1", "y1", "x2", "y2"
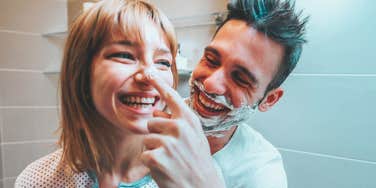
[{"x1": 142, "y1": 71, "x2": 191, "y2": 115}]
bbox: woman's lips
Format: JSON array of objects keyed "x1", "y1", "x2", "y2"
[{"x1": 117, "y1": 93, "x2": 160, "y2": 115}]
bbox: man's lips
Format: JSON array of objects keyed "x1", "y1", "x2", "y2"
[{"x1": 193, "y1": 87, "x2": 230, "y2": 117}]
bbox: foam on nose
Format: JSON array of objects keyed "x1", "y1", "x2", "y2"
[
  {"x1": 135, "y1": 73, "x2": 144, "y2": 80},
  {"x1": 143, "y1": 68, "x2": 155, "y2": 80},
  {"x1": 135, "y1": 67, "x2": 158, "y2": 82}
]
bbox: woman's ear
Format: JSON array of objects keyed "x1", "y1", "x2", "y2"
[{"x1": 258, "y1": 87, "x2": 284, "y2": 112}]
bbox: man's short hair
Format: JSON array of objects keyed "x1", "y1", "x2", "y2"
[{"x1": 216, "y1": 0, "x2": 309, "y2": 94}]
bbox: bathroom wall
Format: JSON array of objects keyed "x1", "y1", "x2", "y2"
[
  {"x1": 251, "y1": 0, "x2": 376, "y2": 187},
  {"x1": 0, "y1": 0, "x2": 67, "y2": 187},
  {"x1": 0, "y1": 113, "x2": 3, "y2": 188},
  {"x1": 156, "y1": 0, "x2": 376, "y2": 187},
  {"x1": 0, "y1": 0, "x2": 375, "y2": 188}
]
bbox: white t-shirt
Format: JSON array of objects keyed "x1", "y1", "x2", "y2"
[{"x1": 212, "y1": 123, "x2": 288, "y2": 188}]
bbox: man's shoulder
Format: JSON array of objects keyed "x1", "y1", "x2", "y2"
[
  {"x1": 214, "y1": 124, "x2": 287, "y2": 188},
  {"x1": 217, "y1": 124, "x2": 282, "y2": 160},
  {"x1": 15, "y1": 149, "x2": 92, "y2": 187}
]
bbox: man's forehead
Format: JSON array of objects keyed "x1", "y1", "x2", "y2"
[{"x1": 208, "y1": 19, "x2": 285, "y2": 85}]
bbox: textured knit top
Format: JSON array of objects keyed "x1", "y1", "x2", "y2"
[{"x1": 15, "y1": 149, "x2": 158, "y2": 188}]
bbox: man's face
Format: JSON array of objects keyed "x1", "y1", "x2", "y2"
[{"x1": 190, "y1": 19, "x2": 285, "y2": 121}]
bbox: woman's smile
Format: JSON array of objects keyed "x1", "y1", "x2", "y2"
[{"x1": 116, "y1": 92, "x2": 161, "y2": 115}]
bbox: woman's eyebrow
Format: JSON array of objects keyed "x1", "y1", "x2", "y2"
[
  {"x1": 156, "y1": 47, "x2": 171, "y2": 55},
  {"x1": 108, "y1": 40, "x2": 134, "y2": 46}
]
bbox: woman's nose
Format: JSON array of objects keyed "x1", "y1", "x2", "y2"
[{"x1": 134, "y1": 67, "x2": 156, "y2": 89}]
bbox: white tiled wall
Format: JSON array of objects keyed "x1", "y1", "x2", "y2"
[
  {"x1": 251, "y1": 0, "x2": 376, "y2": 187},
  {"x1": 150, "y1": 0, "x2": 227, "y2": 19},
  {"x1": 253, "y1": 75, "x2": 376, "y2": 161},
  {"x1": 0, "y1": 0, "x2": 66, "y2": 187},
  {"x1": 281, "y1": 150, "x2": 376, "y2": 188},
  {"x1": 0, "y1": 32, "x2": 62, "y2": 70},
  {"x1": 294, "y1": 0, "x2": 376, "y2": 74},
  {"x1": 0, "y1": 0, "x2": 375, "y2": 188},
  {"x1": 0, "y1": 0, "x2": 67, "y2": 33},
  {"x1": 0, "y1": 146, "x2": 3, "y2": 188},
  {"x1": 1, "y1": 108, "x2": 59, "y2": 142}
]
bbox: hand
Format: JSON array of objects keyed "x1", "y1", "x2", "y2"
[{"x1": 140, "y1": 73, "x2": 226, "y2": 188}]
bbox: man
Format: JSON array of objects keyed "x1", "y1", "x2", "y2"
[{"x1": 142, "y1": 0, "x2": 308, "y2": 187}]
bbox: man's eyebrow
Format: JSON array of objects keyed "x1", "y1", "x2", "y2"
[
  {"x1": 204, "y1": 46, "x2": 221, "y2": 58},
  {"x1": 235, "y1": 64, "x2": 259, "y2": 88}
]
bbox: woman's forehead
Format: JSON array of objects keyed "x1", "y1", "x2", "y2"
[{"x1": 106, "y1": 23, "x2": 170, "y2": 51}]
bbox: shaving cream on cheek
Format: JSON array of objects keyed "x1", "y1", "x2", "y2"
[{"x1": 188, "y1": 79, "x2": 257, "y2": 136}]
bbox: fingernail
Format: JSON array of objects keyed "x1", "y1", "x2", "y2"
[
  {"x1": 135, "y1": 73, "x2": 143, "y2": 80},
  {"x1": 144, "y1": 69, "x2": 155, "y2": 80}
]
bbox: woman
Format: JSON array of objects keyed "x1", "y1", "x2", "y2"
[{"x1": 15, "y1": 0, "x2": 178, "y2": 187}]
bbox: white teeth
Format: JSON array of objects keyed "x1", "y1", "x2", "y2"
[
  {"x1": 141, "y1": 97, "x2": 154, "y2": 103},
  {"x1": 121, "y1": 96, "x2": 156, "y2": 104},
  {"x1": 198, "y1": 93, "x2": 225, "y2": 111},
  {"x1": 127, "y1": 103, "x2": 152, "y2": 108}
]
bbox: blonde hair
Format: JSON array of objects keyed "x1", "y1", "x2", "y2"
[{"x1": 58, "y1": 0, "x2": 177, "y2": 174}]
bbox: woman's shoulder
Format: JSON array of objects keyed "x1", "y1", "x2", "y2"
[{"x1": 15, "y1": 149, "x2": 94, "y2": 187}]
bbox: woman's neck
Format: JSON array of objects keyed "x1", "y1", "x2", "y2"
[{"x1": 99, "y1": 130, "x2": 150, "y2": 187}]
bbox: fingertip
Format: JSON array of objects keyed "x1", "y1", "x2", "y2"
[{"x1": 153, "y1": 110, "x2": 171, "y2": 118}]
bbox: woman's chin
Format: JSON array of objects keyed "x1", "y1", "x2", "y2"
[{"x1": 116, "y1": 118, "x2": 150, "y2": 135}]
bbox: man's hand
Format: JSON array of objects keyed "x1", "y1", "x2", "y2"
[{"x1": 141, "y1": 73, "x2": 225, "y2": 188}]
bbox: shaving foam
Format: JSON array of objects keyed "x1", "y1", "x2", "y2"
[{"x1": 188, "y1": 80, "x2": 257, "y2": 137}]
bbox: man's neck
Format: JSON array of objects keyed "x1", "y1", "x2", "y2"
[{"x1": 206, "y1": 126, "x2": 238, "y2": 155}]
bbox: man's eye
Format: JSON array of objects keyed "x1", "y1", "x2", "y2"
[
  {"x1": 232, "y1": 72, "x2": 249, "y2": 86},
  {"x1": 205, "y1": 56, "x2": 219, "y2": 67},
  {"x1": 108, "y1": 52, "x2": 135, "y2": 60}
]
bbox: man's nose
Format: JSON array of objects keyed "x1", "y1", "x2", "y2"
[{"x1": 202, "y1": 68, "x2": 227, "y2": 95}]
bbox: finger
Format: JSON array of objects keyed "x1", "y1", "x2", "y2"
[
  {"x1": 147, "y1": 117, "x2": 179, "y2": 137},
  {"x1": 141, "y1": 147, "x2": 166, "y2": 169},
  {"x1": 143, "y1": 134, "x2": 178, "y2": 157},
  {"x1": 143, "y1": 133, "x2": 165, "y2": 150},
  {"x1": 144, "y1": 72, "x2": 191, "y2": 115},
  {"x1": 153, "y1": 110, "x2": 171, "y2": 119}
]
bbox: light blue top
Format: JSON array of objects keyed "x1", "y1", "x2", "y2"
[{"x1": 87, "y1": 171, "x2": 156, "y2": 188}]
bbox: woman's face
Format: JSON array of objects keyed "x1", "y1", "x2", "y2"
[{"x1": 91, "y1": 23, "x2": 174, "y2": 134}]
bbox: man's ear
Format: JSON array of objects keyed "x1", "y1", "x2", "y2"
[{"x1": 258, "y1": 87, "x2": 284, "y2": 112}]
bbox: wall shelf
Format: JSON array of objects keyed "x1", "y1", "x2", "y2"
[
  {"x1": 44, "y1": 67, "x2": 192, "y2": 76},
  {"x1": 42, "y1": 11, "x2": 226, "y2": 38}
]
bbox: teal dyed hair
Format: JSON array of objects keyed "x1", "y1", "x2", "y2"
[{"x1": 216, "y1": 0, "x2": 309, "y2": 93}]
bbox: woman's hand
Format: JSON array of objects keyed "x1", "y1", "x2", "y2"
[{"x1": 140, "y1": 73, "x2": 226, "y2": 188}]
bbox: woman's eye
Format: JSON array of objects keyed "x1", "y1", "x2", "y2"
[
  {"x1": 156, "y1": 60, "x2": 171, "y2": 69},
  {"x1": 108, "y1": 52, "x2": 135, "y2": 61}
]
